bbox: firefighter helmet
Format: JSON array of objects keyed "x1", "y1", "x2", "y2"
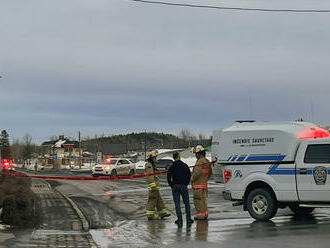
[
  {"x1": 146, "y1": 150, "x2": 158, "y2": 159},
  {"x1": 192, "y1": 145, "x2": 205, "y2": 153}
]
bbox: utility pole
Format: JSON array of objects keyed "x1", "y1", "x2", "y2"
[
  {"x1": 144, "y1": 130, "x2": 147, "y2": 161},
  {"x1": 78, "y1": 131, "x2": 82, "y2": 169},
  {"x1": 52, "y1": 145, "x2": 55, "y2": 170}
]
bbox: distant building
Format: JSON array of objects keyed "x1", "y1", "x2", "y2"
[{"x1": 41, "y1": 135, "x2": 83, "y2": 166}]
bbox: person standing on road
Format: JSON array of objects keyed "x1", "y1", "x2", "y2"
[
  {"x1": 191, "y1": 145, "x2": 212, "y2": 220},
  {"x1": 167, "y1": 152, "x2": 194, "y2": 227},
  {"x1": 34, "y1": 162, "x2": 38, "y2": 174},
  {"x1": 145, "y1": 150, "x2": 171, "y2": 220}
]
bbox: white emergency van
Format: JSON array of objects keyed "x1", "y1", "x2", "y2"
[{"x1": 212, "y1": 121, "x2": 330, "y2": 220}]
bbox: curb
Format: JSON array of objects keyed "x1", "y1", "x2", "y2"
[
  {"x1": 55, "y1": 189, "x2": 90, "y2": 232},
  {"x1": 29, "y1": 175, "x2": 90, "y2": 232}
]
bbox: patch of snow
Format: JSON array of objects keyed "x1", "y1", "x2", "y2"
[
  {"x1": 156, "y1": 149, "x2": 185, "y2": 154},
  {"x1": 54, "y1": 139, "x2": 66, "y2": 148},
  {"x1": 158, "y1": 156, "x2": 173, "y2": 160}
]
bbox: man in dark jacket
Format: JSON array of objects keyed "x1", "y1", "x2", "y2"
[{"x1": 167, "y1": 152, "x2": 193, "y2": 226}]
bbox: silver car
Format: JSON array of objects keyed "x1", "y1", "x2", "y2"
[{"x1": 92, "y1": 158, "x2": 135, "y2": 177}]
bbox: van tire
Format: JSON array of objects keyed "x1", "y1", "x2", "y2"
[
  {"x1": 129, "y1": 169, "x2": 135, "y2": 175},
  {"x1": 247, "y1": 188, "x2": 278, "y2": 221},
  {"x1": 289, "y1": 204, "x2": 314, "y2": 215}
]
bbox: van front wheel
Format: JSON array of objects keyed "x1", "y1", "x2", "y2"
[{"x1": 247, "y1": 188, "x2": 278, "y2": 221}]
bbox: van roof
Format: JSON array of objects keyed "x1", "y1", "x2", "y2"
[
  {"x1": 213, "y1": 121, "x2": 330, "y2": 163},
  {"x1": 226, "y1": 121, "x2": 316, "y2": 133}
]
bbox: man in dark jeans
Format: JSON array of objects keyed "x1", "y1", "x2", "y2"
[{"x1": 167, "y1": 152, "x2": 194, "y2": 227}]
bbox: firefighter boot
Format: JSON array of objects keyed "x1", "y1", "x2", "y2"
[
  {"x1": 159, "y1": 209, "x2": 171, "y2": 219},
  {"x1": 147, "y1": 215, "x2": 159, "y2": 220}
]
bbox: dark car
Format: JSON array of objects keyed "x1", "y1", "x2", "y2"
[{"x1": 156, "y1": 158, "x2": 173, "y2": 171}]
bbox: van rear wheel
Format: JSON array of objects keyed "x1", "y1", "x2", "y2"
[
  {"x1": 247, "y1": 188, "x2": 278, "y2": 221},
  {"x1": 289, "y1": 204, "x2": 314, "y2": 215}
]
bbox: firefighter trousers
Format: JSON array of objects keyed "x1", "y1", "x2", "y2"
[
  {"x1": 146, "y1": 189, "x2": 166, "y2": 216},
  {"x1": 193, "y1": 188, "x2": 208, "y2": 218}
]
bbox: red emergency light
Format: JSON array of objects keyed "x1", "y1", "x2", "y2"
[
  {"x1": 1, "y1": 159, "x2": 11, "y2": 169},
  {"x1": 104, "y1": 158, "x2": 111, "y2": 165},
  {"x1": 296, "y1": 127, "x2": 330, "y2": 140}
]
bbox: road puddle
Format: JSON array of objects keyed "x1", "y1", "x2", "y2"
[{"x1": 89, "y1": 213, "x2": 330, "y2": 248}]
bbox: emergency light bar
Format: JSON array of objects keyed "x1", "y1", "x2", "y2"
[{"x1": 296, "y1": 127, "x2": 330, "y2": 139}]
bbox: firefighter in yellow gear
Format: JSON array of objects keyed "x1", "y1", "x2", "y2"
[
  {"x1": 145, "y1": 150, "x2": 171, "y2": 220},
  {"x1": 191, "y1": 145, "x2": 212, "y2": 220}
]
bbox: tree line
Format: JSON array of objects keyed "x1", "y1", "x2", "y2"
[
  {"x1": 0, "y1": 130, "x2": 39, "y2": 163},
  {"x1": 83, "y1": 129, "x2": 211, "y2": 151},
  {"x1": 1, "y1": 129, "x2": 211, "y2": 163}
]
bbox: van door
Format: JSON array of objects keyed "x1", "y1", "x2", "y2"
[{"x1": 296, "y1": 142, "x2": 330, "y2": 202}]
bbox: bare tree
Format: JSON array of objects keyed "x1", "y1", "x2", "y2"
[
  {"x1": 22, "y1": 133, "x2": 33, "y2": 161},
  {"x1": 179, "y1": 129, "x2": 196, "y2": 147},
  {"x1": 198, "y1": 133, "x2": 206, "y2": 141},
  {"x1": 49, "y1": 135, "x2": 58, "y2": 141},
  {"x1": 10, "y1": 138, "x2": 22, "y2": 163},
  {"x1": 179, "y1": 129, "x2": 193, "y2": 140}
]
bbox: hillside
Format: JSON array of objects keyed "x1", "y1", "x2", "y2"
[{"x1": 83, "y1": 132, "x2": 211, "y2": 151}]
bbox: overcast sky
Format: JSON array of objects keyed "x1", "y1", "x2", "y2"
[{"x1": 1, "y1": 0, "x2": 330, "y2": 144}]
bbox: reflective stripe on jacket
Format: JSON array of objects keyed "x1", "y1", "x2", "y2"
[{"x1": 192, "y1": 183, "x2": 207, "y2": 189}]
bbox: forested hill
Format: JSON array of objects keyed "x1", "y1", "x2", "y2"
[{"x1": 83, "y1": 132, "x2": 211, "y2": 151}]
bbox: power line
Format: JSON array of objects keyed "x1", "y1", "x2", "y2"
[{"x1": 129, "y1": 0, "x2": 330, "y2": 13}]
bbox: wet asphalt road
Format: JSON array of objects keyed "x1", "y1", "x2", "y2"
[{"x1": 48, "y1": 173, "x2": 330, "y2": 248}]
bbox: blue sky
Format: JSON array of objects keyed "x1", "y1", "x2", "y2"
[{"x1": 1, "y1": 0, "x2": 330, "y2": 144}]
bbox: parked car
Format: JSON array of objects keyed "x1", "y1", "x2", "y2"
[
  {"x1": 156, "y1": 158, "x2": 173, "y2": 171},
  {"x1": 135, "y1": 161, "x2": 146, "y2": 174},
  {"x1": 92, "y1": 158, "x2": 136, "y2": 177}
]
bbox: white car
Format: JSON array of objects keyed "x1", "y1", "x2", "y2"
[
  {"x1": 92, "y1": 158, "x2": 136, "y2": 177},
  {"x1": 135, "y1": 161, "x2": 146, "y2": 174}
]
